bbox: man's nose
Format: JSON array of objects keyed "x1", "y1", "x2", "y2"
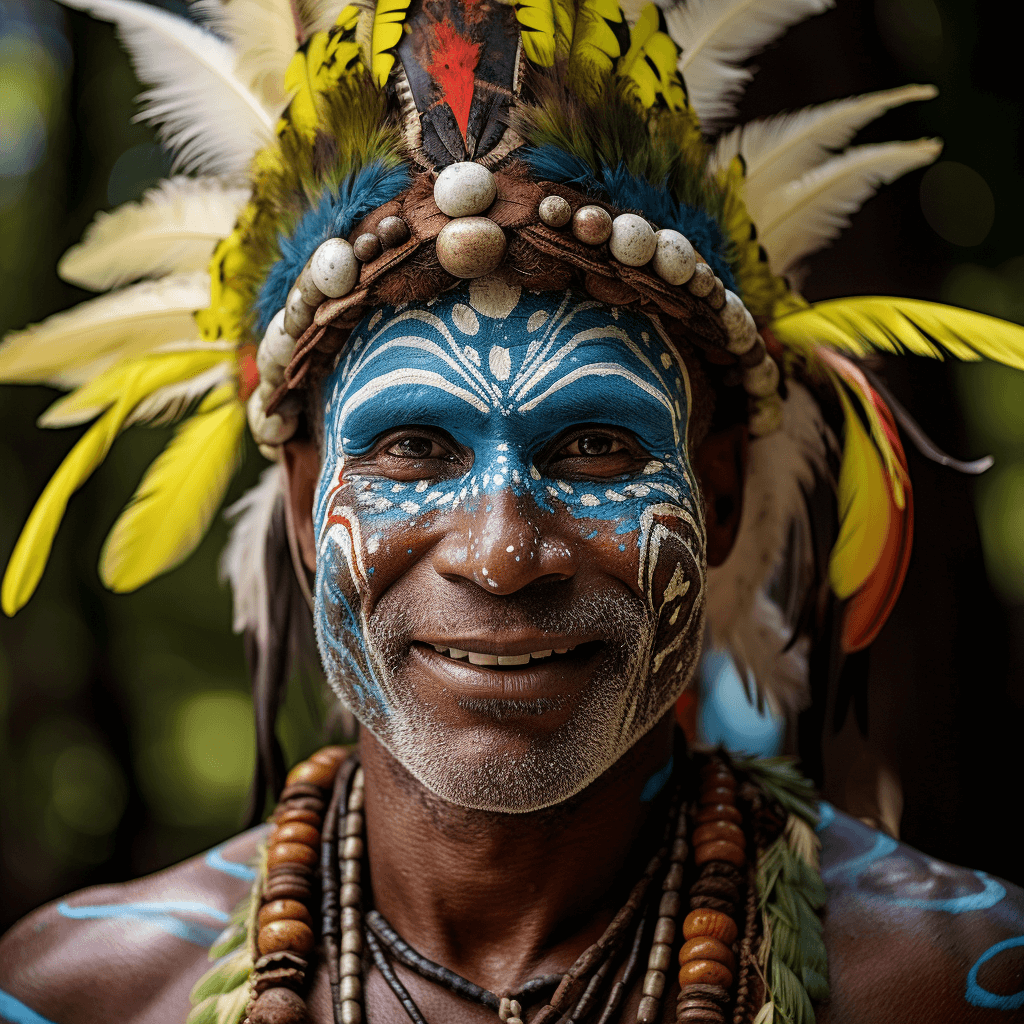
[{"x1": 430, "y1": 488, "x2": 578, "y2": 594}]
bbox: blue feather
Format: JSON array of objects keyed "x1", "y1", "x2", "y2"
[
  {"x1": 523, "y1": 146, "x2": 737, "y2": 292},
  {"x1": 256, "y1": 162, "x2": 410, "y2": 333}
]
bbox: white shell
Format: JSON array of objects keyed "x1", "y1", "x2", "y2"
[
  {"x1": 725, "y1": 308, "x2": 759, "y2": 355},
  {"x1": 435, "y1": 217, "x2": 507, "y2": 279},
  {"x1": 256, "y1": 342, "x2": 285, "y2": 386},
  {"x1": 609, "y1": 214, "x2": 656, "y2": 267},
  {"x1": 742, "y1": 355, "x2": 780, "y2": 397},
  {"x1": 651, "y1": 229, "x2": 695, "y2": 285},
  {"x1": 720, "y1": 290, "x2": 748, "y2": 331},
  {"x1": 263, "y1": 309, "x2": 296, "y2": 363},
  {"x1": 311, "y1": 238, "x2": 358, "y2": 298},
  {"x1": 297, "y1": 262, "x2": 326, "y2": 306},
  {"x1": 247, "y1": 390, "x2": 298, "y2": 446},
  {"x1": 749, "y1": 395, "x2": 784, "y2": 437},
  {"x1": 538, "y1": 195, "x2": 572, "y2": 228},
  {"x1": 284, "y1": 287, "x2": 315, "y2": 337},
  {"x1": 433, "y1": 162, "x2": 497, "y2": 218},
  {"x1": 686, "y1": 262, "x2": 715, "y2": 296}
]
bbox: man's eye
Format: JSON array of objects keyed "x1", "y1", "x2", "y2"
[
  {"x1": 387, "y1": 437, "x2": 446, "y2": 459},
  {"x1": 561, "y1": 434, "x2": 625, "y2": 457}
]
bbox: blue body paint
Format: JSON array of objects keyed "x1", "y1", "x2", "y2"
[
  {"x1": 639, "y1": 755, "x2": 674, "y2": 802},
  {"x1": 966, "y1": 936, "x2": 1024, "y2": 1010},
  {"x1": 57, "y1": 900, "x2": 227, "y2": 947},
  {"x1": 205, "y1": 843, "x2": 257, "y2": 881},
  {"x1": 0, "y1": 989, "x2": 57, "y2": 1024}
]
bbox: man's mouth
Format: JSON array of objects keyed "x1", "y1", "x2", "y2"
[{"x1": 428, "y1": 644, "x2": 578, "y2": 666}]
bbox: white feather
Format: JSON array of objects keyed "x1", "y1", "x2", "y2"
[
  {"x1": 711, "y1": 84, "x2": 938, "y2": 223},
  {"x1": 706, "y1": 383, "x2": 831, "y2": 713},
  {"x1": 124, "y1": 362, "x2": 236, "y2": 427},
  {"x1": 58, "y1": 176, "x2": 250, "y2": 291},
  {"x1": 0, "y1": 273, "x2": 209, "y2": 388},
  {"x1": 220, "y1": 466, "x2": 285, "y2": 646},
  {"x1": 758, "y1": 138, "x2": 941, "y2": 275},
  {"x1": 664, "y1": 0, "x2": 834, "y2": 127},
  {"x1": 60, "y1": 0, "x2": 275, "y2": 173}
]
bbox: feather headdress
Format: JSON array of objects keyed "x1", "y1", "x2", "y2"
[{"x1": 4, "y1": 0, "x2": 1024, "y2": 782}]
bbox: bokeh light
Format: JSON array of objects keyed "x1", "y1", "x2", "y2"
[{"x1": 920, "y1": 161, "x2": 996, "y2": 248}]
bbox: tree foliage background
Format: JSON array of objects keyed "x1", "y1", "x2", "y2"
[{"x1": 2, "y1": 0, "x2": 1023, "y2": 930}]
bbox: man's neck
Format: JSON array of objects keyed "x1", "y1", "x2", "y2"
[{"x1": 359, "y1": 713, "x2": 678, "y2": 995}]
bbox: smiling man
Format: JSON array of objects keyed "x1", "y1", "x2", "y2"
[{"x1": 3, "y1": 0, "x2": 1024, "y2": 1022}]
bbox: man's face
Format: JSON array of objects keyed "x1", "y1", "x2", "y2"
[{"x1": 312, "y1": 282, "x2": 706, "y2": 812}]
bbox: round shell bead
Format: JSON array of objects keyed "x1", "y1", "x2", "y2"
[
  {"x1": 652, "y1": 229, "x2": 696, "y2": 285},
  {"x1": 707, "y1": 276, "x2": 726, "y2": 310},
  {"x1": 749, "y1": 395, "x2": 784, "y2": 437},
  {"x1": 572, "y1": 205, "x2": 613, "y2": 245},
  {"x1": 377, "y1": 215, "x2": 410, "y2": 248},
  {"x1": 726, "y1": 310, "x2": 758, "y2": 355},
  {"x1": 296, "y1": 263, "x2": 326, "y2": 307},
  {"x1": 436, "y1": 217, "x2": 507, "y2": 279},
  {"x1": 247, "y1": 392, "x2": 298, "y2": 446},
  {"x1": 340, "y1": 882, "x2": 362, "y2": 908},
  {"x1": 311, "y1": 238, "x2": 358, "y2": 299},
  {"x1": 341, "y1": 999, "x2": 362, "y2": 1024},
  {"x1": 538, "y1": 194, "x2": 572, "y2": 228},
  {"x1": 742, "y1": 355, "x2": 780, "y2": 397},
  {"x1": 262, "y1": 309, "x2": 296, "y2": 362},
  {"x1": 283, "y1": 288, "x2": 315, "y2": 337},
  {"x1": 343, "y1": 836, "x2": 364, "y2": 860},
  {"x1": 340, "y1": 976, "x2": 362, "y2": 1002},
  {"x1": 340, "y1": 952, "x2": 362, "y2": 977},
  {"x1": 686, "y1": 262, "x2": 715, "y2": 297},
  {"x1": 720, "y1": 290, "x2": 748, "y2": 331},
  {"x1": 341, "y1": 929, "x2": 363, "y2": 955},
  {"x1": 609, "y1": 213, "x2": 656, "y2": 266},
  {"x1": 353, "y1": 232, "x2": 383, "y2": 262},
  {"x1": 434, "y1": 161, "x2": 497, "y2": 217},
  {"x1": 257, "y1": 343, "x2": 285, "y2": 387}
]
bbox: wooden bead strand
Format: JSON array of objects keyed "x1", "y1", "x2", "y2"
[
  {"x1": 339, "y1": 766, "x2": 367, "y2": 1024},
  {"x1": 247, "y1": 746, "x2": 350, "y2": 1024},
  {"x1": 676, "y1": 759, "x2": 747, "y2": 1024}
]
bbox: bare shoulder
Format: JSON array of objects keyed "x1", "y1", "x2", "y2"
[
  {"x1": 814, "y1": 803, "x2": 1024, "y2": 1024},
  {"x1": 0, "y1": 827, "x2": 267, "y2": 1024}
]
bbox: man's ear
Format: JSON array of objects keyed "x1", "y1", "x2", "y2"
[
  {"x1": 281, "y1": 437, "x2": 320, "y2": 574},
  {"x1": 692, "y1": 423, "x2": 747, "y2": 567}
]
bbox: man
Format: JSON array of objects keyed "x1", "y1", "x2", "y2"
[{"x1": 2, "y1": 0, "x2": 1024, "y2": 1021}]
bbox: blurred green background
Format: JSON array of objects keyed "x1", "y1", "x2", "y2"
[{"x1": 2, "y1": 0, "x2": 1023, "y2": 929}]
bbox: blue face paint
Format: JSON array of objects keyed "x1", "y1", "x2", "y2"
[{"x1": 312, "y1": 283, "x2": 707, "y2": 812}]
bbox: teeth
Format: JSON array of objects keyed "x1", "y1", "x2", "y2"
[
  {"x1": 448, "y1": 648, "x2": 468, "y2": 659},
  {"x1": 554, "y1": 648, "x2": 568, "y2": 654},
  {"x1": 468, "y1": 652, "x2": 498, "y2": 666},
  {"x1": 531, "y1": 649, "x2": 553, "y2": 659},
  {"x1": 429, "y1": 645, "x2": 577, "y2": 664},
  {"x1": 497, "y1": 654, "x2": 531, "y2": 666}
]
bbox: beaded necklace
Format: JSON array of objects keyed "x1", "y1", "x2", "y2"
[{"x1": 242, "y1": 743, "x2": 777, "y2": 1024}]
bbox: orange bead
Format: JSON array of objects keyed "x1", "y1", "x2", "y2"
[
  {"x1": 692, "y1": 821, "x2": 746, "y2": 849},
  {"x1": 258, "y1": 918, "x2": 315, "y2": 956},
  {"x1": 285, "y1": 759, "x2": 336, "y2": 788},
  {"x1": 276, "y1": 808, "x2": 322, "y2": 827},
  {"x1": 258, "y1": 899, "x2": 312, "y2": 929},
  {"x1": 677, "y1": 959, "x2": 734, "y2": 989},
  {"x1": 699, "y1": 764, "x2": 736, "y2": 787},
  {"x1": 694, "y1": 840, "x2": 746, "y2": 868},
  {"x1": 683, "y1": 909, "x2": 738, "y2": 944},
  {"x1": 272, "y1": 821, "x2": 320, "y2": 847},
  {"x1": 694, "y1": 803, "x2": 742, "y2": 825},
  {"x1": 267, "y1": 841, "x2": 319, "y2": 869},
  {"x1": 700, "y1": 786, "x2": 735, "y2": 805},
  {"x1": 678, "y1": 937, "x2": 736, "y2": 974},
  {"x1": 310, "y1": 745, "x2": 349, "y2": 768}
]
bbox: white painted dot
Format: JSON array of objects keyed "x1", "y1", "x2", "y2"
[
  {"x1": 483, "y1": 473, "x2": 490, "y2": 487},
  {"x1": 557, "y1": 480, "x2": 573, "y2": 493},
  {"x1": 401, "y1": 501, "x2": 420, "y2": 513},
  {"x1": 506, "y1": 545, "x2": 515, "y2": 553},
  {"x1": 482, "y1": 567, "x2": 488, "y2": 575},
  {"x1": 496, "y1": 455, "x2": 507, "y2": 463},
  {"x1": 527, "y1": 310, "x2": 548, "y2": 333},
  {"x1": 391, "y1": 483, "x2": 406, "y2": 492},
  {"x1": 497, "y1": 444, "x2": 509, "y2": 452},
  {"x1": 605, "y1": 489, "x2": 627, "y2": 502},
  {"x1": 661, "y1": 353, "x2": 672, "y2": 369},
  {"x1": 512, "y1": 469, "x2": 520, "y2": 484},
  {"x1": 416, "y1": 479, "x2": 429, "y2": 492},
  {"x1": 452, "y1": 304, "x2": 480, "y2": 335},
  {"x1": 493, "y1": 474, "x2": 503, "y2": 485},
  {"x1": 488, "y1": 345, "x2": 512, "y2": 381},
  {"x1": 546, "y1": 485, "x2": 559, "y2": 498},
  {"x1": 367, "y1": 535, "x2": 380, "y2": 553},
  {"x1": 530, "y1": 465, "x2": 541, "y2": 481},
  {"x1": 643, "y1": 461, "x2": 664, "y2": 475},
  {"x1": 581, "y1": 494, "x2": 601, "y2": 507},
  {"x1": 487, "y1": 578, "x2": 498, "y2": 587}
]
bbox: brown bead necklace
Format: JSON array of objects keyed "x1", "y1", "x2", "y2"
[{"x1": 243, "y1": 742, "x2": 766, "y2": 1024}]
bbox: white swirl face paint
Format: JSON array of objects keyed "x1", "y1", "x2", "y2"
[{"x1": 312, "y1": 284, "x2": 707, "y2": 812}]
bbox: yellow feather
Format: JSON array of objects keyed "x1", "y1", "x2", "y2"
[
  {"x1": 567, "y1": 0, "x2": 624, "y2": 94},
  {"x1": 516, "y1": 0, "x2": 556, "y2": 66},
  {"x1": 617, "y1": 5, "x2": 686, "y2": 110},
  {"x1": 370, "y1": 0, "x2": 412, "y2": 87},
  {"x1": 829, "y1": 390, "x2": 891, "y2": 600},
  {"x1": 39, "y1": 349, "x2": 234, "y2": 428},
  {"x1": 772, "y1": 296, "x2": 1024, "y2": 371},
  {"x1": 100, "y1": 387, "x2": 245, "y2": 593},
  {"x1": 2, "y1": 407, "x2": 123, "y2": 616}
]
